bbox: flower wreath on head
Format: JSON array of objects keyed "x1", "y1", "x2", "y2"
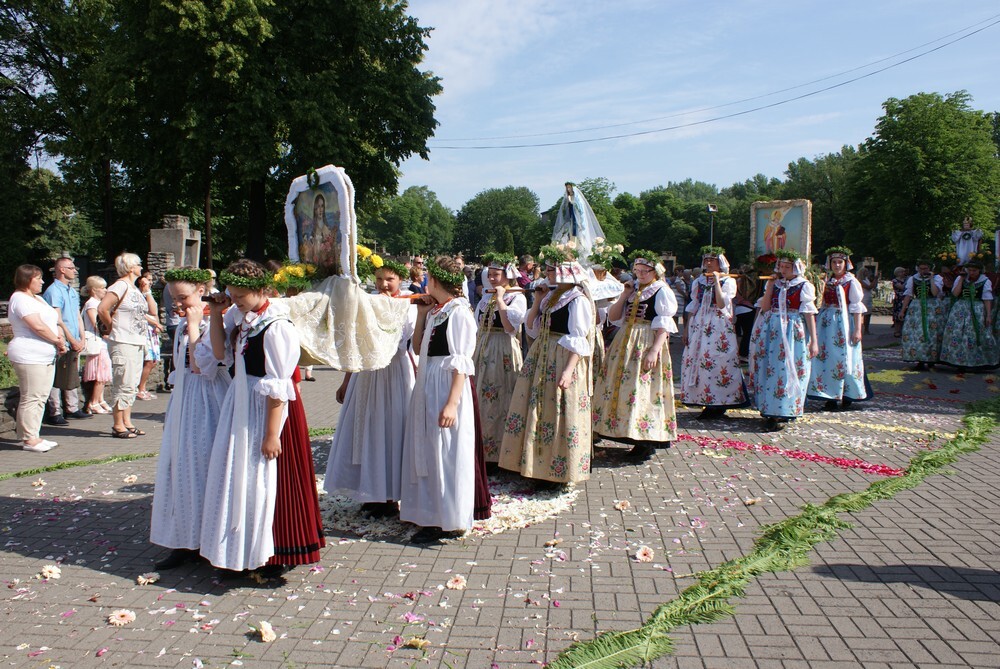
[
  {"x1": 377, "y1": 258, "x2": 409, "y2": 280},
  {"x1": 772, "y1": 249, "x2": 806, "y2": 277},
  {"x1": 218, "y1": 270, "x2": 273, "y2": 291},
  {"x1": 588, "y1": 237, "x2": 625, "y2": 269},
  {"x1": 271, "y1": 261, "x2": 317, "y2": 293},
  {"x1": 427, "y1": 260, "x2": 465, "y2": 287},
  {"x1": 482, "y1": 251, "x2": 519, "y2": 280},
  {"x1": 628, "y1": 249, "x2": 665, "y2": 276},
  {"x1": 164, "y1": 268, "x2": 212, "y2": 285},
  {"x1": 823, "y1": 245, "x2": 854, "y2": 271},
  {"x1": 699, "y1": 245, "x2": 731, "y2": 273}
]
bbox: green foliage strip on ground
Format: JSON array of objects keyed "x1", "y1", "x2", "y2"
[
  {"x1": 548, "y1": 398, "x2": 999, "y2": 668},
  {"x1": 0, "y1": 452, "x2": 158, "y2": 482}
]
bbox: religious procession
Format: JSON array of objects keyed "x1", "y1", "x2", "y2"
[{"x1": 7, "y1": 165, "x2": 995, "y2": 588}]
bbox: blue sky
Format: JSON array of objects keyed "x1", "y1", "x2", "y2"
[{"x1": 397, "y1": 1, "x2": 1000, "y2": 212}]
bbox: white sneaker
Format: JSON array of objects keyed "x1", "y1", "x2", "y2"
[{"x1": 22, "y1": 440, "x2": 57, "y2": 453}]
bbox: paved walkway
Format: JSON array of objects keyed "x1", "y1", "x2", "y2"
[{"x1": 0, "y1": 317, "x2": 997, "y2": 668}]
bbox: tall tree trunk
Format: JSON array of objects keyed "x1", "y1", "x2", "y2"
[
  {"x1": 203, "y1": 171, "x2": 213, "y2": 269},
  {"x1": 247, "y1": 178, "x2": 266, "y2": 261},
  {"x1": 101, "y1": 156, "x2": 113, "y2": 261}
]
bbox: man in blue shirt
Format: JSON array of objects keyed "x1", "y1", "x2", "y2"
[{"x1": 43, "y1": 256, "x2": 92, "y2": 423}]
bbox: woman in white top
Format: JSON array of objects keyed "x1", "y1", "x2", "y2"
[
  {"x1": 99, "y1": 252, "x2": 156, "y2": 438},
  {"x1": 7, "y1": 265, "x2": 67, "y2": 452}
]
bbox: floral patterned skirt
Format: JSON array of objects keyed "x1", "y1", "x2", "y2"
[
  {"x1": 498, "y1": 332, "x2": 592, "y2": 483},
  {"x1": 592, "y1": 322, "x2": 677, "y2": 443},
  {"x1": 939, "y1": 301, "x2": 999, "y2": 370},
  {"x1": 474, "y1": 330, "x2": 523, "y2": 462},
  {"x1": 747, "y1": 311, "x2": 811, "y2": 418},
  {"x1": 807, "y1": 308, "x2": 867, "y2": 400},
  {"x1": 901, "y1": 298, "x2": 945, "y2": 363},
  {"x1": 679, "y1": 308, "x2": 746, "y2": 408}
]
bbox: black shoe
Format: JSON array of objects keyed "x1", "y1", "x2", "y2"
[
  {"x1": 216, "y1": 568, "x2": 249, "y2": 581},
  {"x1": 155, "y1": 548, "x2": 198, "y2": 570},
  {"x1": 822, "y1": 400, "x2": 839, "y2": 412},
  {"x1": 254, "y1": 564, "x2": 287, "y2": 580},
  {"x1": 696, "y1": 407, "x2": 713, "y2": 420},
  {"x1": 65, "y1": 410, "x2": 93, "y2": 419},
  {"x1": 763, "y1": 417, "x2": 784, "y2": 432},
  {"x1": 656, "y1": 440, "x2": 672, "y2": 450},
  {"x1": 44, "y1": 415, "x2": 69, "y2": 426},
  {"x1": 841, "y1": 398, "x2": 853, "y2": 411},
  {"x1": 625, "y1": 443, "x2": 655, "y2": 461},
  {"x1": 303, "y1": 376, "x2": 316, "y2": 382},
  {"x1": 411, "y1": 526, "x2": 445, "y2": 544},
  {"x1": 914, "y1": 362, "x2": 927, "y2": 371},
  {"x1": 361, "y1": 501, "x2": 397, "y2": 519}
]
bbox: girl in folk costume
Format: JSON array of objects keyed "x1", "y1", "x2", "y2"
[
  {"x1": 473, "y1": 252, "x2": 526, "y2": 464},
  {"x1": 593, "y1": 250, "x2": 678, "y2": 461},
  {"x1": 807, "y1": 247, "x2": 870, "y2": 411},
  {"x1": 199, "y1": 260, "x2": 300, "y2": 574},
  {"x1": 939, "y1": 261, "x2": 998, "y2": 371},
  {"x1": 587, "y1": 238, "x2": 626, "y2": 358},
  {"x1": 326, "y1": 260, "x2": 416, "y2": 518},
  {"x1": 899, "y1": 261, "x2": 944, "y2": 370},
  {"x1": 400, "y1": 257, "x2": 479, "y2": 544},
  {"x1": 747, "y1": 250, "x2": 818, "y2": 432},
  {"x1": 499, "y1": 243, "x2": 596, "y2": 483},
  {"x1": 263, "y1": 302, "x2": 325, "y2": 576},
  {"x1": 150, "y1": 269, "x2": 232, "y2": 570},
  {"x1": 680, "y1": 246, "x2": 747, "y2": 420}
]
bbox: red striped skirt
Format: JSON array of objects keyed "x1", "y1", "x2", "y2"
[{"x1": 267, "y1": 387, "x2": 326, "y2": 566}]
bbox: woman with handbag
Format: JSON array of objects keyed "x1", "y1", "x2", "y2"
[
  {"x1": 98, "y1": 252, "x2": 154, "y2": 438},
  {"x1": 81, "y1": 275, "x2": 113, "y2": 414},
  {"x1": 7, "y1": 264, "x2": 67, "y2": 452}
]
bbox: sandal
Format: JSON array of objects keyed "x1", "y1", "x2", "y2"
[
  {"x1": 125, "y1": 426, "x2": 146, "y2": 436},
  {"x1": 112, "y1": 427, "x2": 138, "y2": 439},
  {"x1": 87, "y1": 403, "x2": 109, "y2": 415}
]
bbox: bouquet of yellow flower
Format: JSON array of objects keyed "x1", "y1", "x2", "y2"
[
  {"x1": 272, "y1": 261, "x2": 317, "y2": 294},
  {"x1": 356, "y1": 244, "x2": 384, "y2": 282},
  {"x1": 936, "y1": 251, "x2": 959, "y2": 265}
]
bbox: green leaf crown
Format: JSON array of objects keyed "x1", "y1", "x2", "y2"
[
  {"x1": 218, "y1": 270, "x2": 273, "y2": 290},
  {"x1": 427, "y1": 261, "x2": 465, "y2": 287},
  {"x1": 482, "y1": 251, "x2": 517, "y2": 268},
  {"x1": 628, "y1": 249, "x2": 661, "y2": 267},
  {"x1": 164, "y1": 268, "x2": 212, "y2": 284}
]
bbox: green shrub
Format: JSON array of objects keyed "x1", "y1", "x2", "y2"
[{"x1": 0, "y1": 341, "x2": 18, "y2": 389}]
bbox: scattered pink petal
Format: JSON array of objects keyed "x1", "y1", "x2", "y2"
[{"x1": 96, "y1": 647, "x2": 109, "y2": 657}]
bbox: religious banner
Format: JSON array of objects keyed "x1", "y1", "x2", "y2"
[
  {"x1": 750, "y1": 199, "x2": 812, "y2": 261},
  {"x1": 285, "y1": 164, "x2": 357, "y2": 280},
  {"x1": 280, "y1": 165, "x2": 408, "y2": 372}
]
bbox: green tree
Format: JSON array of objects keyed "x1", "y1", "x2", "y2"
[
  {"x1": 454, "y1": 186, "x2": 540, "y2": 257},
  {"x1": 366, "y1": 185, "x2": 453, "y2": 255},
  {"x1": 781, "y1": 147, "x2": 859, "y2": 262},
  {"x1": 849, "y1": 91, "x2": 1000, "y2": 263}
]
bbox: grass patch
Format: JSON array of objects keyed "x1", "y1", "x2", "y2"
[
  {"x1": 0, "y1": 452, "x2": 158, "y2": 482},
  {"x1": 867, "y1": 369, "x2": 914, "y2": 385},
  {"x1": 308, "y1": 427, "x2": 335, "y2": 437},
  {"x1": 548, "y1": 398, "x2": 1000, "y2": 669}
]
